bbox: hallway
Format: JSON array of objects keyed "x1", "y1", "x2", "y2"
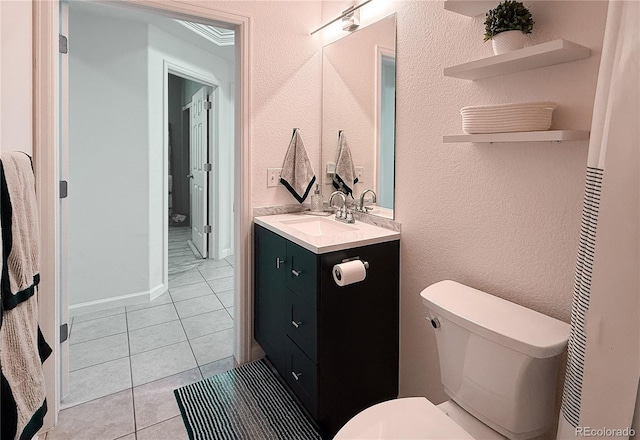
[{"x1": 47, "y1": 233, "x2": 235, "y2": 439}]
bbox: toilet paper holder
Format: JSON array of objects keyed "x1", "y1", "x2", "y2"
[
  {"x1": 340, "y1": 256, "x2": 369, "y2": 269},
  {"x1": 333, "y1": 257, "x2": 369, "y2": 286}
]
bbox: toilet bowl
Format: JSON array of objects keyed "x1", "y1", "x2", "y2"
[
  {"x1": 334, "y1": 397, "x2": 508, "y2": 439},
  {"x1": 334, "y1": 280, "x2": 570, "y2": 440}
]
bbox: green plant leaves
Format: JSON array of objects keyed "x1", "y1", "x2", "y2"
[{"x1": 484, "y1": 0, "x2": 534, "y2": 41}]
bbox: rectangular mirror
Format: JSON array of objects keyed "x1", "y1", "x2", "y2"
[{"x1": 321, "y1": 14, "x2": 397, "y2": 220}]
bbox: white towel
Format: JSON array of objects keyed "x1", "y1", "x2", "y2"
[
  {"x1": 279, "y1": 129, "x2": 316, "y2": 203},
  {"x1": 332, "y1": 131, "x2": 358, "y2": 196},
  {"x1": 0, "y1": 152, "x2": 39, "y2": 301},
  {"x1": 1, "y1": 296, "x2": 50, "y2": 440},
  {"x1": 0, "y1": 151, "x2": 50, "y2": 440}
]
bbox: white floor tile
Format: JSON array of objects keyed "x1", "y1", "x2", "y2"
[
  {"x1": 126, "y1": 303, "x2": 178, "y2": 331},
  {"x1": 69, "y1": 332, "x2": 129, "y2": 371},
  {"x1": 199, "y1": 356, "x2": 234, "y2": 378},
  {"x1": 207, "y1": 276, "x2": 234, "y2": 293},
  {"x1": 215, "y1": 289, "x2": 234, "y2": 308},
  {"x1": 62, "y1": 357, "x2": 132, "y2": 408},
  {"x1": 168, "y1": 269, "x2": 205, "y2": 288},
  {"x1": 130, "y1": 341, "x2": 197, "y2": 387},
  {"x1": 169, "y1": 281, "x2": 213, "y2": 302},
  {"x1": 128, "y1": 320, "x2": 187, "y2": 355},
  {"x1": 136, "y1": 416, "x2": 189, "y2": 440},
  {"x1": 181, "y1": 309, "x2": 233, "y2": 339},
  {"x1": 198, "y1": 258, "x2": 231, "y2": 270},
  {"x1": 73, "y1": 306, "x2": 126, "y2": 324},
  {"x1": 126, "y1": 291, "x2": 173, "y2": 312},
  {"x1": 70, "y1": 313, "x2": 127, "y2": 345},
  {"x1": 133, "y1": 368, "x2": 202, "y2": 430},
  {"x1": 61, "y1": 243, "x2": 240, "y2": 438},
  {"x1": 48, "y1": 389, "x2": 134, "y2": 440},
  {"x1": 199, "y1": 265, "x2": 234, "y2": 281},
  {"x1": 174, "y1": 294, "x2": 224, "y2": 319},
  {"x1": 189, "y1": 328, "x2": 233, "y2": 366}
]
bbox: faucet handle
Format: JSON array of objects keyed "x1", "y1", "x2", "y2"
[{"x1": 345, "y1": 210, "x2": 354, "y2": 223}]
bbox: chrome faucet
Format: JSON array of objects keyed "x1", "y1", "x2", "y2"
[
  {"x1": 329, "y1": 191, "x2": 355, "y2": 223},
  {"x1": 358, "y1": 189, "x2": 377, "y2": 212}
]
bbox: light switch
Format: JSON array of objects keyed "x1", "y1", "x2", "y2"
[{"x1": 267, "y1": 168, "x2": 282, "y2": 187}]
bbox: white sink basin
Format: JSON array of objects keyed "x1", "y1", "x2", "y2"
[
  {"x1": 280, "y1": 217, "x2": 358, "y2": 236},
  {"x1": 254, "y1": 213, "x2": 400, "y2": 254}
]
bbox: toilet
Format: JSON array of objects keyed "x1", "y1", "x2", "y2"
[{"x1": 334, "y1": 280, "x2": 570, "y2": 440}]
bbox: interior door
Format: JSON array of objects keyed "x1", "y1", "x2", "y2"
[{"x1": 189, "y1": 87, "x2": 209, "y2": 258}]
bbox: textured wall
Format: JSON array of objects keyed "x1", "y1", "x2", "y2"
[
  {"x1": 0, "y1": 1, "x2": 32, "y2": 154},
  {"x1": 214, "y1": 1, "x2": 323, "y2": 208}
]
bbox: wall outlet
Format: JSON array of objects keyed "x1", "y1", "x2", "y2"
[
  {"x1": 267, "y1": 168, "x2": 282, "y2": 187},
  {"x1": 355, "y1": 166, "x2": 364, "y2": 183}
]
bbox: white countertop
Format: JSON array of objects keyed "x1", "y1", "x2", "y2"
[{"x1": 254, "y1": 213, "x2": 400, "y2": 254}]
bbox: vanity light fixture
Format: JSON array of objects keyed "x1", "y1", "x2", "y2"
[
  {"x1": 310, "y1": 0, "x2": 373, "y2": 35},
  {"x1": 342, "y1": 7, "x2": 360, "y2": 31}
]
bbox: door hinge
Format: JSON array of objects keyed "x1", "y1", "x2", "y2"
[
  {"x1": 60, "y1": 181, "x2": 68, "y2": 199},
  {"x1": 204, "y1": 163, "x2": 212, "y2": 172},
  {"x1": 204, "y1": 225, "x2": 212, "y2": 233},
  {"x1": 59, "y1": 34, "x2": 68, "y2": 54},
  {"x1": 60, "y1": 323, "x2": 69, "y2": 343},
  {"x1": 204, "y1": 101, "x2": 212, "y2": 110}
]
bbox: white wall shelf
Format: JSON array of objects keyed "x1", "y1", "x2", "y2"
[
  {"x1": 444, "y1": 1, "x2": 497, "y2": 17},
  {"x1": 443, "y1": 130, "x2": 590, "y2": 143},
  {"x1": 444, "y1": 39, "x2": 591, "y2": 80}
]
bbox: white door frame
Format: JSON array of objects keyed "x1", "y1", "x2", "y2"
[
  {"x1": 33, "y1": 1, "x2": 253, "y2": 431},
  {"x1": 163, "y1": 61, "x2": 221, "y2": 290}
]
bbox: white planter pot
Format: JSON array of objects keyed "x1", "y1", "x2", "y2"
[{"x1": 492, "y1": 30, "x2": 526, "y2": 55}]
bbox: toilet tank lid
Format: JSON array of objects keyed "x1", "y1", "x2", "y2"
[{"x1": 421, "y1": 280, "x2": 570, "y2": 358}]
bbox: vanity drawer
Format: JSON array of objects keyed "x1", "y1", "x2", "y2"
[
  {"x1": 286, "y1": 338, "x2": 318, "y2": 417},
  {"x1": 286, "y1": 241, "x2": 317, "y2": 296},
  {"x1": 288, "y1": 291, "x2": 318, "y2": 364}
]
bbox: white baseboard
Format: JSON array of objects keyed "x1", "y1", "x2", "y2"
[
  {"x1": 219, "y1": 247, "x2": 232, "y2": 260},
  {"x1": 149, "y1": 283, "x2": 168, "y2": 301},
  {"x1": 69, "y1": 283, "x2": 168, "y2": 317}
]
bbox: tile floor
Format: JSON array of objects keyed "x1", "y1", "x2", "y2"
[{"x1": 46, "y1": 227, "x2": 236, "y2": 439}]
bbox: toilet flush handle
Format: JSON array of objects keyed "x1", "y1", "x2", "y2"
[{"x1": 427, "y1": 317, "x2": 440, "y2": 329}]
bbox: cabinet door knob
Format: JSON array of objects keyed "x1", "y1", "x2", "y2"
[
  {"x1": 291, "y1": 371, "x2": 302, "y2": 381},
  {"x1": 276, "y1": 257, "x2": 285, "y2": 269},
  {"x1": 291, "y1": 320, "x2": 303, "y2": 328},
  {"x1": 291, "y1": 269, "x2": 302, "y2": 277}
]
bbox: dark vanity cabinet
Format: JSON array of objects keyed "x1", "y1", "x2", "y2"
[{"x1": 254, "y1": 224, "x2": 400, "y2": 438}]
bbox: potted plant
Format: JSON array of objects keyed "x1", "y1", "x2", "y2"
[{"x1": 484, "y1": 0, "x2": 534, "y2": 55}]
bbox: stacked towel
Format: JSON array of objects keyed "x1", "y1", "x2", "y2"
[
  {"x1": 280, "y1": 129, "x2": 316, "y2": 203},
  {"x1": 332, "y1": 131, "x2": 358, "y2": 196},
  {"x1": 1, "y1": 151, "x2": 51, "y2": 440}
]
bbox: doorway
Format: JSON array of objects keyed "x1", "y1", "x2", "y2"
[
  {"x1": 168, "y1": 75, "x2": 213, "y2": 271},
  {"x1": 50, "y1": 2, "x2": 244, "y2": 435},
  {"x1": 34, "y1": 0, "x2": 252, "y2": 431}
]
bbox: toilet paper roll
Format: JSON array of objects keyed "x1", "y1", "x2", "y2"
[{"x1": 333, "y1": 260, "x2": 367, "y2": 286}]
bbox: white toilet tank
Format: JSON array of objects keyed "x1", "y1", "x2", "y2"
[{"x1": 421, "y1": 281, "x2": 570, "y2": 440}]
